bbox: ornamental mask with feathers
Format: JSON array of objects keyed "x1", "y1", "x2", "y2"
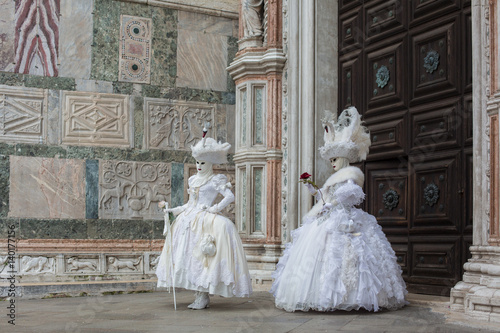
[
  {"x1": 190, "y1": 122, "x2": 231, "y2": 165},
  {"x1": 319, "y1": 106, "x2": 371, "y2": 163}
]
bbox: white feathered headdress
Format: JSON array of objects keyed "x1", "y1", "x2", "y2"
[
  {"x1": 190, "y1": 122, "x2": 231, "y2": 164},
  {"x1": 319, "y1": 106, "x2": 371, "y2": 162}
]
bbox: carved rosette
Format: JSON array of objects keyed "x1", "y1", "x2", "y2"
[
  {"x1": 424, "y1": 50, "x2": 440, "y2": 74},
  {"x1": 423, "y1": 183, "x2": 440, "y2": 207},
  {"x1": 99, "y1": 160, "x2": 171, "y2": 219},
  {"x1": 383, "y1": 189, "x2": 399, "y2": 211},
  {"x1": 376, "y1": 65, "x2": 390, "y2": 88},
  {"x1": 144, "y1": 98, "x2": 215, "y2": 150}
]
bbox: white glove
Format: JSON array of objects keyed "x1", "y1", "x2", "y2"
[
  {"x1": 320, "y1": 202, "x2": 333, "y2": 214},
  {"x1": 305, "y1": 183, "x2": 317, "y2": 196},
  {"x1": 207, "y1": 205, "x2": 219, "y2": 214}
]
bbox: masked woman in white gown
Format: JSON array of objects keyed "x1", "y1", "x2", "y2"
[
  {"x1": 156, "y1": 132, "x2": 252, "y2": 309},
  {"x1": 270, "y1": 107, "x2": 407, "y2": 312}
]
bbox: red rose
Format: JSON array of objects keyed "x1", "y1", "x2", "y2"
[{"x1": 300, "y1": 172, "x2": 312, "y2": 180}]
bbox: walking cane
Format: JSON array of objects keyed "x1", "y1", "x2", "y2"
[{"x1": 163, "y1": 202, "x2": 177, "y2": 310}]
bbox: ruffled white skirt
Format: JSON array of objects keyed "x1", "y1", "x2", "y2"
[
  {"x1": 156, "y1": 209, "x2": 252, "y2": 297},
  {"x1": 270, "y1": 207, "x2": 407, "y2": 312}
]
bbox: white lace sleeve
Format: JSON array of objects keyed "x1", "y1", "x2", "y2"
[
  {"x1": 333, "y1": 179, "x2": 365, "y2": 207},
  {"x1": 208, "y1": 174, "x2": 234, "y2": 213}
]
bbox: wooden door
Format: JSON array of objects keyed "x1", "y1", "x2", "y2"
[{"x1": 338, "y1": 0, "x2": 472, "y2": 296}]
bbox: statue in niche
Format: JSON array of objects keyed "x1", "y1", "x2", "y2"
[{"x1": 241, "y1": 0, "x2": 264, "y2": 38}]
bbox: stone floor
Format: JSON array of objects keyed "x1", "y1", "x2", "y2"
[{"x1": 1, "y1": 290, "x2": 498, "y2": 333}]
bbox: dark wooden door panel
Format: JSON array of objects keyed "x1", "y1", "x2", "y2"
[
  {"x1": 410, "y1": 14, "x2": 460, "y2": 105},
  {"x1": 365, "y1": 0, "x2": 407, "y2": 44},
  {"x1": 409, "y1": 98, "x2": 462, "y2": 153},
  {"x1": 409, "y1": 0, "x2": 461, "y2": 27},
  {"x1": 339, "y1": 7, "x2": 363, "y2": 55},
  {"x1": 365, "y1": 161, "x2": 409, "y2": 230},
  {"x1": 365, "y1": 33, "x2": 408, "y2": 115},
  {"x1": 339, "y1": 51, "x2": 363, "y2": 111},
  {"x1": 365, "y1": 110, "x2": 408, "y2": 160},
  {"x1": 339, "y1": 0, "x2": 363, "y2": 13},
  {"x1": 409, "y1": 150, "x2": 462, "y2": 232},
  {"x1": 408, "y1": 235, "x2": 461, "y2": 296}
]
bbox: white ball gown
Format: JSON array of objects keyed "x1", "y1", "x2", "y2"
[
  {"x1": 270, "y1": 166, "x2": 407, "y2": 312},
  {"x1": 156, "y1": 174, "x2": 252, "y2": 297}
]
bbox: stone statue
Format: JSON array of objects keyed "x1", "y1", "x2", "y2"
[{"x1": 241, "y1": 0, "x2": 264, "y2": 38}]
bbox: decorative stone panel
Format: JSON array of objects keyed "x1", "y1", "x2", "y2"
[
  {"x1": 61, "y1": 91, "x2": 131, "y2": 147},
  {"x1": 144, "y1": 98, "x2": 215, "y2": 150},
  {"x1": 0, "y1": 85, "x2": 46, "y2": 143},
  {"x1": 119, "y1": 15, "x2": 152, "y2": 84},
  {"x1": 99, "y1": 160, "x2": 171, "y2": 220},
  {"x1": 9, "y1": 156, "x2": 86, "y2": 219},
  {"x1": 64, "y1": 255, "x2": 100, "y2": 274},
  {"x1": 184, "y1": 164, "x2": 236, "y2": 222},
  {"x1": 146, "y1": 252, "x2": 161, "y2": 274},
  {"x1": 20, "y1": 255, "x2": 55, "y2": 275},
  {"x1": 106, "y1": 255, "x2": 143, "y2": 274}
]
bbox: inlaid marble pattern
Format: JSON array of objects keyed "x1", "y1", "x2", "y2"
[
  {"x1": 0, "y1": 0, "x2": 15, "y2": 72},
  {"x1": 9, "y1": 156, "x2": 86, "y2": 219},
  {"x1": 185, "y1": 164, "x2": 236, "y2": 222},
  {"x1": 14, "y1": 0, "x2": 60, "y2": 76},
  {"x1": 144, "y1": 98, "x2": 215, "y2": 150},
  {"x1": 0, "y1": 85, "x2": 46, "y2": 143},
  {"x1": 99, "y1": 160, "x2": 171, "y2": 220},
  {"x1": 119, "y1": 15, "x2": 152, "y2": 84},
  {"x1": 61, "y1": 91, "x2": 131, "y2": 147},
  {"x1": 176, "y1": 11, "x2": 229, "y2": 91}
]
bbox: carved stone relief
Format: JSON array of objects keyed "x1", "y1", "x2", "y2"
[
  {"x1": 147, "y1": 253, "x2": 160, "y2": 274},
  {"x1": 185, "y1": 164, "x2": 236, "y2": 222},
  {"x1": 65, "y1": 256, "x2": 99, "y2": 274},
  {"x1": 0, "y1": 85, "x2": 46, "y2": 144},
  {"x1": 106, "y1": 256, "x2": 143, "y2": 273},
  {"x1": 99, "y1": 160, "x2": 171, "y2": 219},
  {"x1": 119, "y1": 15, "x2": 152, "y2": 84},
  {"x1": 61, "y1": 91, "x2": 131, "y2": 147},
  {"x1": 144, "y1": 98, "x2": 215, "y2": 150},
  {"x1": 20, "y1": 256, "x2": 55, "y2": 274}
]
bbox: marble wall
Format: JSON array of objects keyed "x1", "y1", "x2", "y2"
[{"x1": 0, "y1": 0, "x2": 238, "y2": 294}]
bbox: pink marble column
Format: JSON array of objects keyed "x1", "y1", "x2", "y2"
[
  {"x1": 266, "y1": 73, "x2": 282, "y2": 244},
  {"x1": 489, "y1": 113, "x2": 499, "y2": 245}
]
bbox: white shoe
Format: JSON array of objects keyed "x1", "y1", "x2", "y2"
[
  {"x1": 187, "y1": 291, "x2": 199, "y2": 309},
  {"x1": 191, "y1": 292, "x2": 210, "y2": 310}
]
